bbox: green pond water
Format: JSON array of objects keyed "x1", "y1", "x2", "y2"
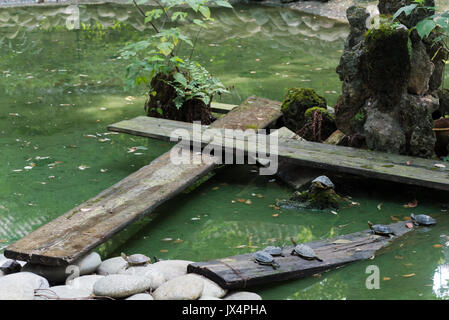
[{"x1": 1, "y1": 3, "x2": 449, "y2": 300}]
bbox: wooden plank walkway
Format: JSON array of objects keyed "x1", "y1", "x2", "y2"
[
  {"x1": 4, "y1": 96, "x2": 282, "y2": 266},
  {"x1": 108, "y1": 117, "x2": 449, "y2": 191},
  {"x1": 187, "y1": 221, "x2": 413, "y2": 289}
]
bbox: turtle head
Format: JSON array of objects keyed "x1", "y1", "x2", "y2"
[
  {"x1": 410, "y1": 213, "x2": 415, "y2": 220},
  {"x1": 120, "y1": 252, "x2": 128, "y2": 261},
  {"x1": 290, "y1": 237, "x2": 297, "y2": 246},
  {"x1": 367, "y1": 221, "x2": 373, "y2": 229}
]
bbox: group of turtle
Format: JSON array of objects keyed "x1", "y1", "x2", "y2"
[
  {"x1": 252, "y1": 238, "x2": 323, "y2": 269},
  {"x1": 368, "y1": 213, "x2": 437, "y2": 237}
]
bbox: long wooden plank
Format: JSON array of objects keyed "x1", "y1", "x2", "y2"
[
  {"x1": 109, "y1": 118, "x2": 449, "y2": 191},
  {"x1": 187, "y1": 221, "x2": 412, "y2": 289},
  {"x1": 4, "y1": 96, "x2": 282, "y2": 266}
]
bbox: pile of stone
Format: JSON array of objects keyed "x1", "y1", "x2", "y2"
[{"x1": 0, "y1": 253, "x2": 262, "y2": 300}]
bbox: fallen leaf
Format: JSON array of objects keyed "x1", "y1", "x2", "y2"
[
  {"x1": 403, "y1": 216, "x2": 411, "y2": 220},
  {"x1": 402, "y1": 273, "x2": 416, "y2": 278},
  {"x1": 405, "y1": 222, "x2": 414, "y2": 229},
  {"x1": 125, "y1": 96, "x2": 135, "y2": 101},
  {"x1": 391, "y1": 216, "x2": 400, "y2": 221},
  {"x1": 235, "y1": 245, "x2": 247, "y2": 249},
  {"x1": 98, "y1": 138, "x2": 110, "y2": 143},
  {"x1": 173, "y1": 239, "x2": 184, "y2": 244},
  {"x1": 383, "y1": 277, "x2": 391, "y2": 281},
  {"x1": 212, "y1": 186, "x2": 219, "y2": 191},
  {"x1": 191, "y1": 217, "x2": 200, "y2": 221},
  {"x1": 78, "y1": 165, "x2": 89, "y2": 170},
  {"x1": 433, "y1": 244, "x2": 443, "y2": 248},
  {"x1": 272, "y1": 214, "x2": 279, "y2": 217},
  {"x1": 403, "y1": 263, "x2": 413, "y2": 267},
  {"x1": 377, "y1": 203, "x2": 383, "y2": 210},
  {"x1": 245, "y1": 199, "x2": 252, "y2": 205},
  {"x1": 434, "y1": 163, "x2": 446, "y2": 168},
  {"x1": 312, "y1": 273, "x2": 322, "y2": 278},
  {"x1": 24, "y1": 166, "x2": 33, "y2": 170},
  {"x1": 237, "y1": 199, "x2": 246, "y2": 203},
  {"x1": 395, "y1": 255, "x2": 404, "y2": 260},
  {"x1": 250, "y1": 71, "x2": 256, "y2": 74},
  {"x1": 404, "y1": 199, "x2": 418, "y2": 208},
  {"x1": 161, "y1": 238, "x2": 173, "y2": 242},
  {"x1": 159, "y1": 249, "x2": 168, "y2": 253},
  {"x1": 331, "y1": 210, "x2": 338, "y2": 215},
  {"x1": 0, "y1": 239, "x2": 7, "y2": 243},
  {"x1": 100, "y1": 169, "x2": 108, "y2": 173}
]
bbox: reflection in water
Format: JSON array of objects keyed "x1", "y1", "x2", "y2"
[{"x1": 433, "y1": 264, "x2": 449, "y2": 299}]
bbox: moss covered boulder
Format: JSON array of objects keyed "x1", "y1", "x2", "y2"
[
  {"x1": 298, "y1": 107, "x2": 337, "y2": 142},
  {"x1": 281, "y1": 88, "x2": 327, "y2": 133}
]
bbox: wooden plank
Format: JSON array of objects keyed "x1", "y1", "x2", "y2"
[
  {"x1": 210, "y1": 102, "x2": 238, "y2": 114},
  {"x1": 187, "y1": 221, "x2": 412, "y2": 289},
  {"x1": 110, "y1": 119, "x2": 449, "y2": 191},
  {"x1": 4, "y1": 96, "x2": 282, "y2": 266}
]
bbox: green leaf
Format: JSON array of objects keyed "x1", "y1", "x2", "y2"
[
  {"x1": 416, "y1": 19, "x2": 436, "y2": 38},
  {"x1": 198, "y1": 6, "x2": 211, "y2": 19},
  {"x1": 171, "y1": 11, "x2": 188, "y2": 22},
  {"x1": 393, "y1": 4, "x2": 418, "y2": 21},
  {"x1": 157, "y1": 41, "x2": 174, "y2": 56},
  {"x1": 215, "y1": 0, "x2": 233, "y2": 8},
  {"x1": 193, "y1": 19, "x2": 206, "y2": 28},
  {"x1": 173, "y1": 72, "x2": 188, "y2": 87}
]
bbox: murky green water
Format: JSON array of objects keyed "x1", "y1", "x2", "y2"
[{"x1": 1, "y1": 3, "x2": 449, "y2": 299}]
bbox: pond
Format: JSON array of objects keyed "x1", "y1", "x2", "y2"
[{"x1": 1, "y1": 2, "x2": 449, "y2": 300}]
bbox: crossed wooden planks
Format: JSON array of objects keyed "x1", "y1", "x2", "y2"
[{"x1": 4, "y1": 96, "x2": 282, "y2": 266}]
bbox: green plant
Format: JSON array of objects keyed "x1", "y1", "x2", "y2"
[{"x1": 120, "y1": 0, "x2": 232, "y2": 109}]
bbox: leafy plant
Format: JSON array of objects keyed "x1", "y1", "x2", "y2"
[{"x1": 120, "y1": 0, "x2": 232, "y2": 109}]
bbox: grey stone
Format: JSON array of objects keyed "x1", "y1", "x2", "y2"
[
  {"x1": 22, "y1": 263, "x2": 68, "y2": 285},
  {"x1": 146, "y1": 260, "x2": 193, "y2": 282},
  {"x1": 408, "y1": 41, "x2": 434, "y2": 95},
  {"x1": 188, "y1": 274, "x2": 227, "y2": 298},
  {"x1": 47, "y1": 285, "x2": 91, "y2": 299},
  {"x1": 0, "y1": 282, "x2": 35, "y2": 300},
  {"x1": 0, "y1": 272, "x2": 49, "y2": 290},
  {"x1": 93, "y1": 274, "x2": 152, "y2": 298},
  {"x1": 74, "y1": 252, "x2": 102, "y2": 275},
  {"x1": 97, "y1": 256, "x2": 127, "y2": 275},
  {"x1": 152, "y1": 274, "x2": 204, "y2": 300},
  {"x1": 125, "y1": 293, "x2": 154, "y2": 300},
  {"x1": 66, "y1": 275, "x2": 104, "y2": 295},
  {"x1": 199, "y1": 296, "x2": 222, "y2": 300},
  {"x1": 119, "y1": 266, "x2": 165, "y2": 289},
  {"x1": 224, "y1": 291, "x2": 262, "y2": 300}
]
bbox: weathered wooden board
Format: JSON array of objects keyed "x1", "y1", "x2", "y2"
[
  {"x1": 210, "y1": 102, "x2": 238, "y2": 114},
  {"x1": 4, "y1": 96, "x2": 282, "y2": 266},
  {"x1": 187, "y1": 221, "x2": 413, "y2": 289},
  {"x1": 110, "y1": 118, "x2": 449, "y2": 191}
]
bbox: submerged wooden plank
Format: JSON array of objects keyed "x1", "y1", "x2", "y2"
[
  {"x1": 111, "y1": 120, "x2": 449, "y2": 191},
  {"x1": 4, "y1": 96, "x2": 282, "y2": 266},
  {"x1": 187, "y1": 221, "x2": 412, "y2": 289}
]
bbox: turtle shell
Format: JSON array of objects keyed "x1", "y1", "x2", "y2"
[
  {"x1": 123, "y1": 253, "x2": 150, "y2": 265},
  {"x1": 294, "y1": 244, "x2": 317, "y2": 259},
  {"x1": 263, "y1": 246, "x2": 283, "y2": 256},
  {"x1": 0, "y1": 260, "x2": 22, "y2": 274},
  {"x1": 371, "y1": 224, "x2": 393, "y2": 235},
  {"x1": 253, "y1": 251, "x2": 274, "y2": 263},
  {"x1": 311, "y1": 176, "x2": 335, "y2": 189},
  {"x1": 411, "y1": 213, "x2": 436, "y2": 226}
]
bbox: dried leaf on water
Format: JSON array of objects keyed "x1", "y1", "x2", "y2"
[
  {"x1": 245, "y1": 199, "x2": 252, "y2": 205},
  {"x1": 391, "y1": 216, "x2": 400, "y2": 221},
  {"x1": 78, "y1": 165, "x2": 89, "y2": 170},
  {"x1": 125, "y1": 96, "x2": 135, "y2": 101},
  {"x1": 404, "y1": 199, "x2": 418, "y2": 208},
  {"x1": 160, "y1": 249, "x2": 168, "y2": 253},
  {"x1": 434, "y1": 163, "x2": 446, "y2": 168},
  {"x1": 433, "y1": 244, "x2": 443, "y2": 248},
  {"x1": 173, "y1": 239, "x2": 184, "y2": 244},
  {"x1": 383, "y1": 277, "x2": 391, "y2": 281},
  {"x1": 402, "y1": 273, "x2": 416, "y2": 278},
  {"x1": 377, "y1": 203, "x2": 383, "y2": 211},
  {"x1": 395, "y1": 255, "x2": 404, "y2": 260},
  {"x1": 161, "y1": 238, "x2": 173, "y2": 242}
]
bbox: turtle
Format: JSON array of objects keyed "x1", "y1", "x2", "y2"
[
  {"x1": 0, "y1": 260, "x2": 22, "y2": 275},
  {"x1": 252, "y1": 251, "x2": 280, "y2": 269},
  {"x1": 262, "y1": 245, "x2": 285, "y2": 257},
  {"x1": 310, "y1": 175, "x2": 335, "y2": 190},
  {"x1": 410, "y1": 213, "x2": 436, "y2": 226},
  {"x1": 368, "y1": 221, "x2": 395, "y2": 238},
  {"x1": 290, "y1": 237, "x2": 323, "y2": 262},
  {"x1": 121, "y1": 252, "x2": 151, "y2": 268}
]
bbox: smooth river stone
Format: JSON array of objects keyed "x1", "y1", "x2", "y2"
[
  {"x1": 152, "y1": 274, "x2": 204, "y2": 300},
  {"x1": 48, "y1": 285, "x2": 92, "y2": 299},
  {"x1": 189, "y1": 274, "x2": 227, "y2": 298},
  {"x1": 125, "y1": 293, "x2": 154, "y2": 300},
  {"x1": 119, "y1": 266, "x2": 165, "y2": 289},
  {"x1": 0, "y1": 282, "x2": 35, "y2": 300},
  {"x1": 146, "y1": 260, "x2": 193, "y2": 281},
  {"x1": 0, "y1": 272, "x2": 49, "y2": 290},
  {"x1": 93, "y1": 274, "x2": 152, "y2": 298},
  {"x1": 66, "y1": 275, "x2": 104, "y2": 294},
  {"x1": 224, "y1": 291, "x2": 262, "y2": 300},
  {"x1": 74, "y1": 252, "x2": 102, "y2": 275},
  {"x1": 199, "y1": 296, "x2": 222, "y2": 300},
  {"x1": 97, "y1": 256, "x2": 127, "y2": 275}
]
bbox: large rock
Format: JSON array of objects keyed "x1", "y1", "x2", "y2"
[
  {"x1": 0, "y1": 272, "x2": 49, "y2": 290},
  {"x1": 408, "y1": 41, "x2": 434, "y2": 95},
  {"x1": 188, "y1": 274, "x2": 227, "y2": 298},
  {"x1": 152, "y1": 274, "x2": 204, "y2": 300},
  {"x1": 66, "y1": 275, "x2": 104, "y2": 295},
  {"x1": 47, "y1": 285, "x2": 91, "y2": 299},
  {"x1": 0, "y1": 282, "x2": 35, "y2": 300},
  {"x1": 74, "y1": 252, "x2": 102, "y2": 275},
  {"x1": 224, "y1": 291, "x2": 262, "y2": 300},
  {"x1": 97, "y1": 256, "x2": 127, "y2": 275},
  {"x1": 145, "y1": 260, "x2": 193, "y2": 282},
  {"x1": 93, "y1": 274, "x2": 152, "y2": 298},
  {"x1": 125, "y1": 293, "x2": 154, "y2": 300},
  {"x1": 119, "y1": 266, "x2": 165, "y2": 289}
]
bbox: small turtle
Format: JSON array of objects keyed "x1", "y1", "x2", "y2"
[
  {"x1": 0, "y1": 260, "x2": 22, "y2": 275},
  {"x1": 410, "y1": 213, "x2": 436, "y2": 226},
  {"x1": 262, "y1": 245, "x2": 285, "y2": 257},
  {"x1": 121, "y1": 252, "x2": 151, "y2": 268},
  {"x1": 290, "y1": 238, "x2": 323, "y2": 262},
  {"x1": 368, "y1": 221, "x2": 395, "y2": 238},
  {"x1": 310, "y1": 175, "x2": 335, "y2": 190},
  {"x1": 252, "y1": 251, "x2": 280, "y2": 269}
]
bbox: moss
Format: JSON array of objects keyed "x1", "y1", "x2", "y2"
[
  {"x1": 245, "y1": 124, "x2": 259, "y2": 130},
  {"x1": 304, "y1": 107, "x2": 334, "y2": 120},
  {"x1": 350, "y1": 110, "x2": 366, "y2": 132},
  {"x1": 289, "y1": 188, "x2": 341, "y2": 210}
]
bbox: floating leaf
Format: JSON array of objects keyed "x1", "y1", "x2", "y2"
[
  {"x1": 434, "y1": 163, "x2": 446, "y2": 168},
  {"x1": 161, "y1": 238, "x2": 173, "y2": 242},
  {"x1": 160, "y1": 249, "x2": 168, "y2": 253},
  {"x1": 391, "y1": 216, "x2": 400, "y2": 221},
  {"x1": 78, "y1": 165, "x2": 89, "y2": 170},
  {"x1": 433, "y1": 244, "x2": 443, "y2": 248},
  {"x1": 272, "y1": 214, "x2": 279, "y2": 217},
  {"x1": 383, "y1": 277, "x2": 391, "y2": 281},
  {"x1": 404, "y1": 199, "x2": 418, "y2": 208},
  {"x1": 395, "y1": 255, "x2": 404, "y2": 260},
  {"x1": 125, "y1": 96, "x2": 135, "y2": 101},
  {"x1": 245, "y1": 199, "x2": 252, "y2": 205},
  {"x1": 173, "y1": 239, "x2": 184, "y2": 244},
  {"x1": 377, "y1": 203, "x2": 383, "y2": 210},
  {"x1": 405, "y1": 222, "x2": 414, "y2": 229},
  {"x1": 402, "y1": 273, "x2": 416, "y2": 278}
]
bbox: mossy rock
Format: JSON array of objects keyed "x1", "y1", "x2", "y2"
[
  {"x1": 289, "y1": 188, "x2": 342, "y2": 210},
  {"x1": 281, "y1": 88, "x2": 327, "y2": 133},
  {"x1": 298, "y1": 107, "x2": 337, "y2": 142}
]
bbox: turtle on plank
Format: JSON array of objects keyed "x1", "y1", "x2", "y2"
[
  {"x1": 262, "y1": 245, "x2": 285, "y2": 257},
  {"x1": 410, "y1": 213, "x2": 436, "y2": 226},
  {"x1": 290, "y1": 237, "x2": 323, "y2": 262},
  {"x1": 252, "y1": 251, "x2": 280, "y2": 269},
  {"x1": 367, "y1": 221, "x2": 395, "y2": 238},
  {"x1": 121, "y1": 252, "x2": 151, "y2": 268}
]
